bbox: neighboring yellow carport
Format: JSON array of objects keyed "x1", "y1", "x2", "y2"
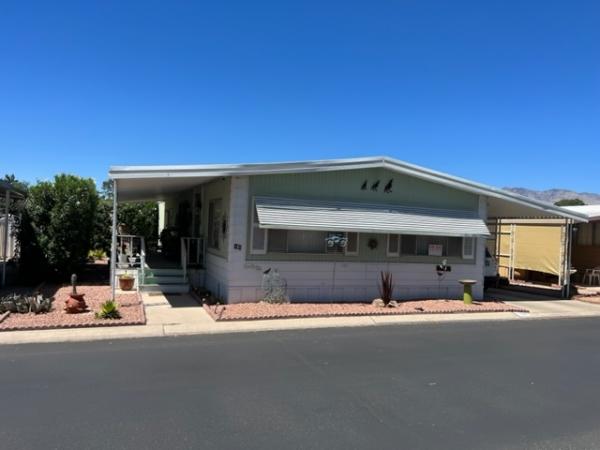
[{"x1": 487, "y1": 219, "x2": 569, "y2": 285}]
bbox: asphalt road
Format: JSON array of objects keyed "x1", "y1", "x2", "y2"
[{"x1": 2, "y1": 319, "x2": 600, "y2": 450}]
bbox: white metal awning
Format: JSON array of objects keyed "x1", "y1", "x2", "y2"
[{"x1": 255, "y1": 197, "x2": 491, "y2": 237}]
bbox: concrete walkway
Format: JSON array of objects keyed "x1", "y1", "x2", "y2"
[{"x1": 1, "y1": 292, "x2": 600, "y2": 345}]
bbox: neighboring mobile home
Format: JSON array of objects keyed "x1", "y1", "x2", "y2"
[
  {"x1": 0, "y1": 180, "x2": 24, "y2": 287},
  {"x1": 108, "y1": 157, "x2": 585, "y2": 303}
]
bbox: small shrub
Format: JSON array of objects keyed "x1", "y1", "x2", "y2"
[
  {"x1": 95, "y1": 300, "x2": 121, "y2": 319},
  {"x1": 88, "y1": 249, "x2": 106, "y2": 261},
  {"x1": 378, "y1": 271, "x2": 394, "y2": 305}
]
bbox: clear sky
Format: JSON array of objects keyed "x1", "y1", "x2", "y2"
[{"x1": 2, "y1": 0, "x2": 599, "y2": 191}]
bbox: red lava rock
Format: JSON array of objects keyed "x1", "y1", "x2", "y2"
[
  {"x1": 0, "y1": 285, "x2": 145, "y2": 331},
  {"x1": 204, "y1": 299, "x2": 528, "y2": 321}
]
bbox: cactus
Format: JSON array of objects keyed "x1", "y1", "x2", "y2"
[{"x1": 0, "y1": 293, "x2": 54, "y2": 314}]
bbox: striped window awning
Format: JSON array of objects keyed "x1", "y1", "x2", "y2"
[{"x1": 254, "y1": 197, "x2": 490, "y2": 238}]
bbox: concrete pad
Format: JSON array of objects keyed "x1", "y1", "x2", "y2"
[{"x1": 509, "y1": 300, "x2": 600, "y2": 317}]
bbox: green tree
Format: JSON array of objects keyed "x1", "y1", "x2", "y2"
[
  {"x1": 93, "y1": 180, "x2": 158, "y2": 254},
  {"x1": 554, "y1": 198, "x2": 585, "y2": 206},
  {"x1": 18, "y1": 175, "x2": 98, "y2": 281}
]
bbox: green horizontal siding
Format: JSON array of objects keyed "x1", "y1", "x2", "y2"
[
  {"x1": 249, "y1": 167, "x2": 478, "y2": 211},
  {"x1": 246, "y1": 168, "x2": 479, "y2": 264}
]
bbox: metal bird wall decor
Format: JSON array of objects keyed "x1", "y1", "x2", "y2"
[
  {"x1": 384, "y1": 179, "x2": 393, "y2": 193},
  {"x1": 361, "y1": 180, "x2": 368, "y2": 190},
  {"x1": 371, "y1": 180, "x2": 380, "y2": 191}
]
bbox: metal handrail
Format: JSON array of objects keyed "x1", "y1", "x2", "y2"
[
  {"x1": 180, "y1": 237, "x2": 204, "y2": 266},
  {"x1": 117, "y1": 234, "x2": 144, "y2": 269},
  {"x1": 140, "y1": 237, "x2": 146, "y2": 287},
  {"x1": 180, "y1": 238, "x2": 187, "y2": 282}
]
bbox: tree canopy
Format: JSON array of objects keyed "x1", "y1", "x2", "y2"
[{"x1": 554, "y1": 198, "x2": 585, "y2": 207}]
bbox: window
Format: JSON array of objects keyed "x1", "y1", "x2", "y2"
[
  {"x1": 287, "y1": 230, "x2": 327, "y2": 253},
  {"x1": 267, "y1": 229, "x2": 287, "y2": 253},
  {"x1": 399, "y1": 235, "x2": 468, "y2": 258},
  {"x1": 208, "y1": 199, "x2": 222, "y2": 250},
  {"x1": 250, "y1": 206, "x2": 267, "y2": 254},
  {"x1": 252, "y1": 225, "x2": 359, "y2": 256},
  {"x1": 401, "y1": 235, "x2": 417, "y2": 255},
  {"x1": 462, "y1": 237, "x2": 475, "y2": 259},
  {"x1": 345, "y1": 232, "x2": 359, "y2": 256},
  {"x1": 387, "y1": 234, "x2": 400, "y2": 256}
]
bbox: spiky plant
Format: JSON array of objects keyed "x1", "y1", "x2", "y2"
[
  {"x1": 379, "y1": 271, "x2": 394, "y2": 305},
  {"x1": 95, "y1": 300, "x2": 121, "y2": 319}
]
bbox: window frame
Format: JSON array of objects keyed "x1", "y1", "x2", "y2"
[
  {"x1": 386, "y1": 234, "x2": 400, "y2": 257},
  {"x1": 250, "y1": 201, "x2": 268, "y2": 255}
]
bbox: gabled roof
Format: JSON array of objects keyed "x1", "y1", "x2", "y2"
[
  {"x1": 563, "y1": 204, "x2": 600, "y2": 221},
  {"x1": 109, "y1": 156, "x2": 587, "y2": 221}
]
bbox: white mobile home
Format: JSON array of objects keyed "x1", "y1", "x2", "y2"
[{"x1": 108, "y1": 157, "x2": 585, "y2": 303}]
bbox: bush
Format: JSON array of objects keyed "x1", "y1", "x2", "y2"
[
  {"x1": 95, "y1": 300, "x2": 121, "y2": 319},
  {"x1": 93, "y1": 180, "x2": 159, "y2": 255},
  {"x1": 17, "y1": 175, "x2": 98, "y2": 282}
]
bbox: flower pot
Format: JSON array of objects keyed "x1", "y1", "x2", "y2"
[{"x1": 119, "y1": 277, "x2": 135, "y2": 291}]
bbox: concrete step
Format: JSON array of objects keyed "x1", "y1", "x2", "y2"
[
  {"x1": 139, "y1": 283, "x2": 190, "y2": 294},
  {"x1": 143, "y1": 276, "x2": 188, "y2": 284},
  {"x1": 144, "y1": 268, "x2": 185, "y2": 276}
]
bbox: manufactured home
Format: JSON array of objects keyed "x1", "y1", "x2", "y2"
[{"x1": 108, "y1": 157, "x2": 586, "y2": 303}]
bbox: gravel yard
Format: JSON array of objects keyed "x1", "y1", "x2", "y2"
[
  {"x1": 0, "y1": 285, "x2": 145, "y2": 331},
  {"x1": 204, "y1": 299, "x2": 528, "y2": 321}
]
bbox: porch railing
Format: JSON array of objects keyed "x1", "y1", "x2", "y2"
[
  {"x1": 117, "y1": 234, "x2": 146, "y2": 269},
  {"x1": 180, "y1": 236, "x2": 204, "y2": 281}
]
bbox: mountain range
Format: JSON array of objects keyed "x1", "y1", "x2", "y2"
[{"x1": 503, "y1": 188, "x2": 600, "y2": 205}]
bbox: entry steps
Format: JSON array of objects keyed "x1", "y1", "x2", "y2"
[{"x1": 138, "y1": 268, "x2": 190, "y2": 294}]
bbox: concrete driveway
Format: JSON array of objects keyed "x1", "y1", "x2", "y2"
[{"x1": 487, "y1": 288, "x2": 600, "y2": 318}]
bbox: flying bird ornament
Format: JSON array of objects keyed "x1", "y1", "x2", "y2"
[{"x1": 384, "y1": 179, "x2": 393, "y2": 193}]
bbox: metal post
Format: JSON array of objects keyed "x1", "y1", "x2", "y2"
[
  {"x1": 1, "y1": 190, "x2": 10, "y2": 287},
  {"x1": 110, "y1": 180, "x2": 118, "y2": 300},
  {"x1": 565, "y1": 220, "x2": 574, "y2": 299}
]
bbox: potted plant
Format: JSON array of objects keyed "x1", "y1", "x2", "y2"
[{"x1": 118, "y1": 271, "x2": 135, "y2": 291}]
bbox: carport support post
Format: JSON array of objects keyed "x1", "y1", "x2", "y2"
[{"x1": 110, "y1": 180, "x2": 118, "y2": 300}]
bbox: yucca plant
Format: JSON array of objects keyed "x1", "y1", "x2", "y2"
[
  {"x1": 378, "y1": 271, "x2": 394, "y2": 305},
  {"x1": 95, "y1": 300, "x2": 121, "y2": 319}
]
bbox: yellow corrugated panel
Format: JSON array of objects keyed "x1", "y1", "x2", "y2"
[
  {"x1": 498, "y1": 224, "x2": 512, "y2": 256},
  {"x1": 513, "y1": 225, "x2": 562, "y2": 276}
]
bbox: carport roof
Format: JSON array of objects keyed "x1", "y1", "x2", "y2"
[
  {"x1": 109, "y1": 156, "x2": 588, "y2": 221},
  {"x1": 563, "y1": 205, "x2": 600, "y2": 221}
]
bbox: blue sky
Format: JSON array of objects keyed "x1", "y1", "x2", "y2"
[{"x1": 2, "y1": 0, "x2": 599, "y2": 191}]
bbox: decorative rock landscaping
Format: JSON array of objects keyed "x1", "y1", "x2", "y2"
[
  {"x1": 204, "y1": 299, "x2": 528, "y2": 321},
  {"x1": 0, "y1": 285, "x2": 145, "y2": 331}
]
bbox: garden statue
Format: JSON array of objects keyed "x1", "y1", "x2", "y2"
[
  {"x1": 65, "y1": 273, "x2": 87, "y2": 313},
  {"x1": 261, "y1": 268, "x2": 288, "y2": 304}
]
